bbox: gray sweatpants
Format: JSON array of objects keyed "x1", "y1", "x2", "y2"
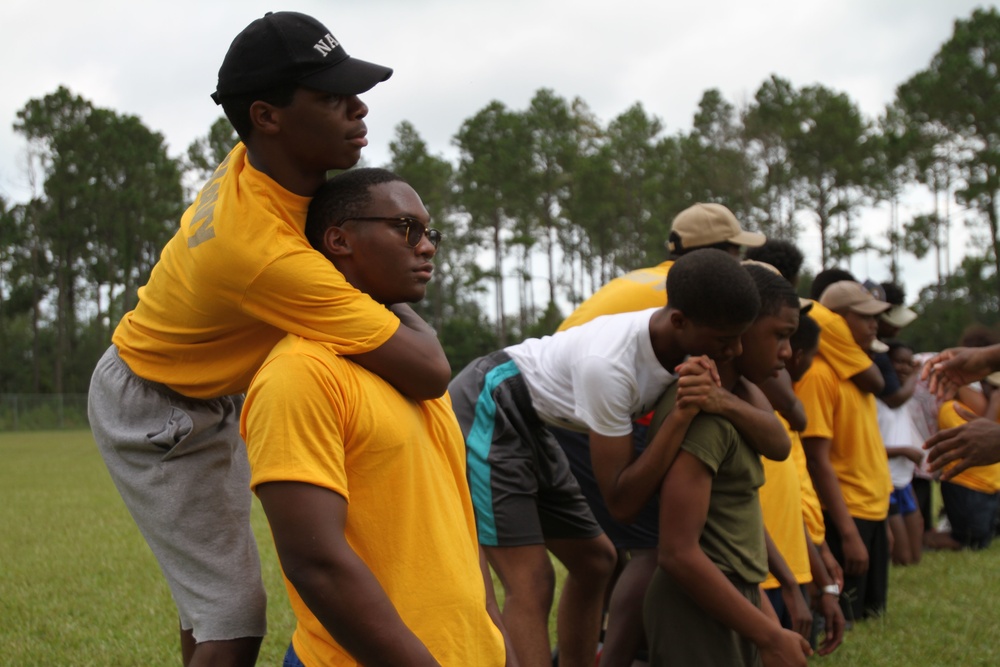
[{"x1": 88, "y1": 345, "x2": 266, "y2": 641}]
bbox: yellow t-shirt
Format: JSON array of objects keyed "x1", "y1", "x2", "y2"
[
  {"x1": 808, "y1": 301, "x2": 873, "y2": 381},
  {"x1": 761, "y1": 413, "x2": 812, "y2": 590},
  {"x1": 557, "y1": 261, "x2": 673, "y2": 331},
  {"x1": 243, "y1": 335, "x2": 505, "y2": 667},
  {"x1": 938, "y1": 401, "x2": 1000, "y2": 494},
  {"x1": 797, "y1": 356, "x2": 892, "y2": 521},
  {"x1": 789, "y1": 423, "x2": 826, "y2": 544},
  {"x1": 114, "y1": 143, "x2": 398, "y2": 398}
]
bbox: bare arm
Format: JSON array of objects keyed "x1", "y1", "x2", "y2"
[
  {"x1": 758, "y1": 370, "x2": 807, "y2": 432},
  {"x1": 590, "y1": 404, "x2": 697, "y2": 524},
  {"x1": 884, "y1": 445, "x2": 924, "y2": 466},
  {"x1": 880, "y1": 368, "x2": 918, "y2": 409},
  {"x1": 589, "y1": 358, "x2": 714, "y2": 523},
  {"x1": 817, "y1": 540, "x2": 844, "y2": 590},
  {"x1": 849, "y1": 363, "x2": 885, "y2": 395},
  {"x1": 804, "y1": 530, "x2": 845, "y2": 656},
  {"x1": 257, "y1": 481, "x2": 440, "y2": 667},
  {"x1": 349, "y1": 304, "x2": 451, "y2": 400},
  {"x1": 657, "y1": 452, "x2": 810, "y2": 665},
  {"x1": 802, "y1": 436, "x2": 867, "y2": 577},
  {"x1": 764, "y1": 529, "x2": 811, "y2": 640},
  {"x1": 725, "y1": 379, "x2": 791, "y2": 461},
  {"x1": 677, "y1": 372, "x2": 790, "y2": 461}
]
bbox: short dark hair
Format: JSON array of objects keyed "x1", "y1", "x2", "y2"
[
  {"x1": 791, "y1": 314, "x2": 820, "y2": 353},
  {"x1": 811, "y1": 268, "x2": 856, "y2": 300},
  {"x1": 745, "y1": 239, "x2": 804, "y2": 285},
  {"x1": 667, "y1": 249, "x2": 760, "y2": 328},
  {"x1": 220, "y1": 83, "x2": 298, "y2": 143},
  {"x1": 305, "y1": 168, "x2": 407, "y2": 253},
  {"x1": 880, "y1": 281, "x2": 906, "y2": 306},
  {"x1": 744, "y1": 264, "x2": 800, "y2": 319}
]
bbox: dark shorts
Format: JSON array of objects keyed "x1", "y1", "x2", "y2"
[
  {"x1": 911, "y1": 477, "x2": 934, "y2": 531},
  {"x1": 823, "y1": 512, "x2": 889, "y2": 623},
  {"x1": 283, "y1": 642, "x2": 304, "y2": 667},
  {"x1": 888, "y1": 484, "x2": 918, "y2": 517},
  {"x1": 449, "y1": 351, "x2": 603, "y2": 547},
  {"x1": 550, "y1": 425, "x2": 659, "y2": 550},
  {"x1": 941, "y1": 481, "x2": 999, "y2": 550}
]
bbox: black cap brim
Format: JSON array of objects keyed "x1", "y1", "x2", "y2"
[{"x1": 299, "y1": 57, "x2": 393, "y2": 95}]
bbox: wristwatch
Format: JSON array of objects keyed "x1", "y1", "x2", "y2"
[{"x1": 822, "y1": 584, "x2": 841, "y2": 596}]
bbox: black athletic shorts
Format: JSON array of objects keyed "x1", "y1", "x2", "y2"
[{"x1": 449, "y1": 351, "x2": 603, "y2": 547}]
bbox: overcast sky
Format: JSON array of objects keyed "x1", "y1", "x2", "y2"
[{"x1": 2, "y1": 0, "x2": 993, "y2": 304}]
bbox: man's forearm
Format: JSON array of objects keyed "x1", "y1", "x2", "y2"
[
  {"x1": 850, "y1": 364, "x2": 884, "y2": 395},
  {"x1": 805, "y1": 529, "x2": 835, "y2": 589},
  {"x1": 593, "y1": 408, "x2": 696, "y2": 523},
  {"x1": 880, "y1": 371, "x2": 918, "y2": 408},
  {"x1": 765, "y1": 530, "x2": 799, "y2": 590},
  {"x1": 758, "y1": 371, "x2": 807, "y2": 432},
  {"x1": 391, "y1": 303, "x2": 438, "y2": 336},
  {"x1": 805, "y1": 453, "x2": 856, "y2": 540},
  {"x1": 712, "y1": 391, "x2": 790, "y2": 461},
  {"x1": 288, "y1": 551, "x2": 439, "y2": 666},
  {"x1": 350, "y1": 304, "x2": 451, "y2": 400},
  {"x1": 662, "y1": 545, "x2": 784, "y2": 650}
]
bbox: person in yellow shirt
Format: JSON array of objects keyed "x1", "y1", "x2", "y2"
[
  {"x1": 87, "y1": 13, "x2": 449, "y2": 666},
  {"x1": 243, "y1": 168, "x2": 510, "y2": 667},
  {"x1": 770, "y1": 313, "x2": 846, "y2": 656},
  {"x1": 806, "y1": 269, "x2": 886, "y2": 397},
  {"x1": 937, "y1": 376, "x2": 1000, "y2": 550},
  {"x1": 797, "y1": 281, "x2": 893, "y2": 624}
]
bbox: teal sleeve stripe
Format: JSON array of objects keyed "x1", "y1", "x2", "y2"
[{"x1": 466, "y1": 360, "x2": 521, "y2": 547}]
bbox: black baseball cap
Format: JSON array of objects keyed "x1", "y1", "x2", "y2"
[{"x1": 211, "y1": 11, "x2": 393, "y2": 103}]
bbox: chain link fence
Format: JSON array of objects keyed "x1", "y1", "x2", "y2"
[{"x1": 0, "y1": 394, "x2": 89, "y2": 431}]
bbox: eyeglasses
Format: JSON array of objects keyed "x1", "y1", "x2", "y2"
[{"x1": 340, "y1": 216, "x2": 442, "y2": 248}]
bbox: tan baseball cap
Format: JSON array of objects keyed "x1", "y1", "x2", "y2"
[
  {"x1": 882, "y1": 304, "x2": 918, "y2": 329},
  {"x1": 870, "y1": 340, "x2": 890, "y2": 354},
  {"x1": 667, "y1": 203, "x2": 766, "y2": 252},
  {"x1": 819, "y1": 281, "x2": 892, "y2": 316}
]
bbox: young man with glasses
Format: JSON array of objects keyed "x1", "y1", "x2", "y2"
[
  {"x1": 242, "y1": 168, "x2": 512, "y2": 667},
  {"x1": 88, "y1": 13, "x2": 449, "y2": 667}
]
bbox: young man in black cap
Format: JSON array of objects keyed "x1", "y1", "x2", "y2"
[{"x1": 88, "y1": 12, "x2": 449, "y2": 667}]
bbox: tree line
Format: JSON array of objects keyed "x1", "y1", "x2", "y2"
[{"x1": 2, "y1": 7, "x2": 999, "y2": 394}]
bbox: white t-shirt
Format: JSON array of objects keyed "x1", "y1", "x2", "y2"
[
  {"x1": 877, "y1": 398, "x2": 920, "y2": 488},
  {"x1": 504, "y1": 308, "x2": 675, "y2": 437}
]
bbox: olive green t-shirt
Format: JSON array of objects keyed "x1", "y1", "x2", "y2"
[{"x1": 650, "y1": 386, "x2": 768, "y2": 583}]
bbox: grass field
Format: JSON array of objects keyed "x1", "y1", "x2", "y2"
[{"x1": 3, "y1": 430, "x2": 1000, "y2": 666}]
